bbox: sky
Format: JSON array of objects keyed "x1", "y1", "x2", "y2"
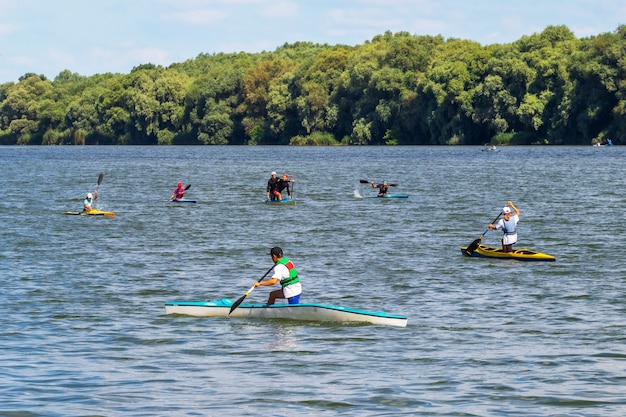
[{"x1": 1, "y1": 0, "x2": 625, "y2": 83}]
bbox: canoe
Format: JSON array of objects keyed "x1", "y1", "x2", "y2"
[
  {"x1": 460, "y1": 244, "x2": 555, "y2": 262},
  {"x1": 265, "y1": 199, "x2": 296, "y2": 205},
  {"x1": 170, "y1": 199, "x2": 196, "y2": 203},
  {"x1": 64, "y1": 209, "x2": 115, "y2": 217},
  {"x1": 165, "y1": 299, "x2": 408, "y2": 327},
  {"x1": 369, "y1": 194, "x2": 409, "y2": 199}
]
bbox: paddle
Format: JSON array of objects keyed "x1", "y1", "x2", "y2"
[
  {"x1": 229, "y1": 265, "x2": 275, "y2": 315},
  {"x1": 97, "y1": 172, "x2": 104, "y2": 189},
  {"x1": 359, "y1": 179, "x2": 398, "y2": 186},
  {"x1": 464, "y1": 213, "x2": 502, "y2": 256}
]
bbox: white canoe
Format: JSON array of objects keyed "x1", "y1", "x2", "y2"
[{"x1": 165, "y1": 299, "x2": 408, "y2": 327}]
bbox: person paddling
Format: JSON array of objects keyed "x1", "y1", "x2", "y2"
[
  {"x1": 488, "y1": 201, "x2": 520, "y2": 252},
  {"x1": 83, "y1": 191, "x2": 98, "y2": 212},
  {"x1": 277, "y1": 173, "x2": 294, "y2": 200},
  {"x1": 170, "y1": 182, "x2": 186, "y2": 201},
  {"x1": 253, "y1": 246, "x2": 302, "y2": 305},
  {"x1": 371, "y1": 180, "x2": 389, "y2": 197}
]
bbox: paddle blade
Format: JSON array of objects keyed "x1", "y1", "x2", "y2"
[
  {"x1": 184, "y1": 184, "x2": 191, "y2": 190},
  {"x1": 464, "y1": 238, "x2": 481, "y2": 255},
  {"x1": 229, "y1": 285, "x2": 255, "y2": 314},
  {"x1": 359, "y1": 179, "x2": 370, "y2": 184},
  {"x1": 97, "y1": 172, "x2": 104, "y2": 186},
  {"x1": 104, "y1": 212, "x2": 115, "y2": 217}
]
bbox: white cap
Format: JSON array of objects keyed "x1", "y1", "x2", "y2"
[
  {"x1": 502, "y1": 206, "x2": 511, "y2": 214},
  {"x1": 271, "y1": 171, "x2": 277, "y2": 176},
  {"x1": 87, "y1": 193, "x2": 93, "y2": 199}
]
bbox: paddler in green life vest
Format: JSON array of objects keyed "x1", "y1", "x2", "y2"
[{"x1": 254, "y1": 246, "x2": 302, "y2": 305}]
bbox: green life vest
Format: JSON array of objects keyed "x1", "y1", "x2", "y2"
[{"x1": 276, "y1": 257, "x2": 299, "y2": 287}]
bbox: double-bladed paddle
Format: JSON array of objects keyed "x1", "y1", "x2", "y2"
[
  {"x1": 359, "y1": 179, "x2": 398, "y2": 186},
  {"x1": 229, "y1": 265, "x2": 275, "y2": 315},
  {"x1": 464, "y1": 213, "x2": 502, "y2": 256}
]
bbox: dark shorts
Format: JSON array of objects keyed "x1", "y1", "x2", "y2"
[{"x1": 288, "y1": 294, "x2": 301, "y2": 304}]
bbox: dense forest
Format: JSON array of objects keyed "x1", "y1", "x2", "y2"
[{"x1": 0, "y1": 25, "x2": 624, "y2": 146}]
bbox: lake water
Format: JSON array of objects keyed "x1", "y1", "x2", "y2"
[{"x1": 1, "y1": 145, "x2": 625, "y2": 416}]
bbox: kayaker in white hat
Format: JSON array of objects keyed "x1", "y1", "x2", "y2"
[
  {"x1": 83, "y1": 190, "x2": 98, "y2": 212},
  {"x1": 488, "y1": 201, "x2": 520, "y2": 252}
]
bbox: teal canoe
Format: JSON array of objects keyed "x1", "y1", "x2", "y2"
[
  {"x1": 369, "y1": 194, "x2": 409, "y2": 199},
  {"x1": 165, "y1": 299, "x2": 407, "y2": 327},
  {"x1": 265, "y1": 199, "x2": 296, "y2": 205}
]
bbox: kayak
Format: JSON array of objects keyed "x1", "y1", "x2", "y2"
[
  {"x1": 265, "y1": 198, "x2": 296, "y2": 205},
  {"x1": 165, "y1": 299, "x2": 408, "y2": 327},
  {"x1": 460, "y1": 244, "x2": 555, "y2": 262},
  {"x1": 64, "y1": 209, "x2": 115, "y2": 217},
  {"x1": 369, "y1": 194, "x2": 409, "y2": 199},
  {"x1": 170, "y1": 199, "x2": 196, "y2": 203}
]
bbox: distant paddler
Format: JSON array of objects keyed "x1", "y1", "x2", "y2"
[{"x1": 169, "y1": 182, "x2": 191, "y2": 201}]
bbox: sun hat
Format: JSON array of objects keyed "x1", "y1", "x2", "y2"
[
  {"x1": 502, "y1": 206, "x2": 512, "y2": 214},
  {"x1": 271, "y1": 171, "x2": 277, "y2": 176},
  {"x1": 87, "y1": 193, "x2": 93, "y2": 199},
  {"x1": 269, "y1": 246, "x2": 283, "y2": 257}
]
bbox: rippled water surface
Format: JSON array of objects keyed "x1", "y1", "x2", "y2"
[{"x1": 1, "y1": 145, "x2": 625, "y2": 416}]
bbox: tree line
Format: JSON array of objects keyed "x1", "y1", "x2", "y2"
[{"x1": 1, "y1": 25, "x2": 624, "y2": 146}]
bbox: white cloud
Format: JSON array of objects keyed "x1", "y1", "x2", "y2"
[
  {"x1": 164, "y1": 9, "x2": 228, "y2": 25},
  {"x1": 260, "y1": 1, "x2": 299, "y2": 18}
]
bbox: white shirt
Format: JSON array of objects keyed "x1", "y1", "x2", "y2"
[
  {"x1": 271, "y1": 263, "x2": 302, "y2": 298},
  {"x1": 495, "y1": 215, "x2": 519, "y2": 245}
]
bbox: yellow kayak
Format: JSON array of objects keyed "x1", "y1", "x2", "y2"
[
  {"x1": 461, "y1": 244, "x2": 555, "y2": 262},
  {"x1": 64, "y1": 209, "x2": 115, "y2": 217}
]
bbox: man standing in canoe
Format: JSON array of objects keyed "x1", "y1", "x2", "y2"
[
  {"x1": 254, "y1": 246, "x2": 302, "y2": 305},
  {"x1": 488, "y1": 201, "x2": 520, "y2": 252},
  {"x1": 371, "y1": 180, "x2": 389, "y2": 197},
  {"x1": 277, "y1": 173, "x2": 294, "y2": 200},
  {"x1": 83, "y1": 191, "x2": 98, "y2": 212},
  {"x1": 266, "y1": 172, "x2": 282, "y2": 201}
]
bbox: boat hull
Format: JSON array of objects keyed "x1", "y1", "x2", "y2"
[
  {"x1": 170, "y1": 199, "x2": 196, "y2": 203},
  {"x1": 265, "y1": 199, "x2": 296, "y2": 205},
  {"x1": 369, "y1": 194, "x2": 409, "y2": 199},
  {"x1": 461, "y1": 244, "x2": 555, "y2": 262},
  {"x1": 64, "y1": 209, "x2": 115, "y2": 217},
  {"x1": 165, "y1": 299, "x2": 407, "y2": 327}
]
